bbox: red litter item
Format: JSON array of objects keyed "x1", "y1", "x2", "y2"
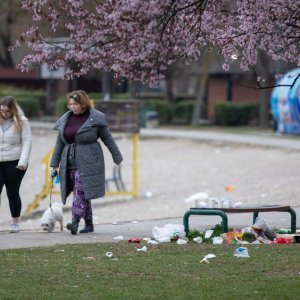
[
  {"x1": 128, "y1": 237, "x2": 142, "y2": 243},
  {"x1": 272, "y1": 237, "x2": 293, "y2": 244}
]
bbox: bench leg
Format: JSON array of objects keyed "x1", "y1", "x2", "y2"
[
  {"x1": 183, "y1": 210, "x2": 229, "y2": 235},
  {"x1": 253, "y1": 212, "x2": 259, "y2": 224},
  {"x1": 253, "y1": 210, "x2": 297, "y2": 233},
  {"x1": 288, "y1": 208, "x2": 297, "y2": 233}
]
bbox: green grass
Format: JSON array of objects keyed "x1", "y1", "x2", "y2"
[{"x1": 1, "y1": 243, "x2": 299, "y2": 299}]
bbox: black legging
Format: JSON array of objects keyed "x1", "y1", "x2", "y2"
[{"x1": 0, "y1": 160, "x2": 26, "y2": 218}]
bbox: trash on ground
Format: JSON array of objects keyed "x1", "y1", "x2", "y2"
[
  {"x1": 137, "y1": 246, "x2": 147, "y2": 252},
  {"x1": 145, "y1": 191, "x2": 153, "y2": 198},
  {"x1": 225, "y1": 185, "x2": 235, "y2": 192},
  {"x1": 225, "y1": 229, "x2": 243, "y2": 244},
  {"x1": 131, "y1": 220, "x2": 138, "y2": 224},
  {"x1": 113, "y1": 235, "x2": 124, "y2": 240},
  {"x1": 233, "y1": 201, "x2": 242, "y2": 208},
  {"x1": 147, "y1": 239, "x2": 159, "y2": 245},
  {"x1": 200, "y1": 254, "x2": 216, "y2": 263},
  {"x1": 252, "y1": 217, "x2": 276, "y2": 241},
  {"x1": 294, "y1": 235, "x2": 300, "y2": 243},
  {"x1": 193, "y1": 237, "x2": 203, "y2": 244},
  {"x1": 105, "y1": 252, "x2": 113, "y2": 258},
  {"x1": 152, "y1": 223, "x2": 185, "y2": 242},
  {"x1": 212, "y1": 236, "x2": 224, "y2": 245},
  {"x1": 272, "y1": 237, "x2": 293, "y2": 244},
  {"x1": 177, "y1": 238, "x2": 188, "y2": 245},
  {"x1": 204, "y1": 229, "x2": 213, "y2": 239},
  {"x1": 234, "y1": 247, "x2": 250, "y2": 258},
  {"x1": 128, "y1": 237, "x2": 142, "y2": 243},
  {"x1": 157, "y1": 237, "x2": 171, "y2": 243},
  {"x1": 184, "y1": 192, "x2": 209, "y2": 207}
]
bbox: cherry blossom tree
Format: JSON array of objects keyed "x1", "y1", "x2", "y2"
[{"x1": 13, "y1": 0, "x2": 300, "y2": 85}]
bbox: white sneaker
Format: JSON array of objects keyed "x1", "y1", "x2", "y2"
[{"x1": 9, "y1": 223, "x2": 20, "y2": 233}]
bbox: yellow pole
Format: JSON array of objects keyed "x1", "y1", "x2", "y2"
[{"x1": 132, "y1": 133, "x2": 139, "y2": 197}]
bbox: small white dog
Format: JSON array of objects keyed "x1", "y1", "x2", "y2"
[{"x1": 40, "y1": 202, "x2": 64, "y2": 232}]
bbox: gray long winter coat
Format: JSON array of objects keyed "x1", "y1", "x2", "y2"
[{"x1": 50, "y1": 108, "x2": 123, "y2": 204}]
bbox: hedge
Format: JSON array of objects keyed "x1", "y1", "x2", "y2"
[{"x1": 215, "y1": 102, "x2": 259, "y2": 125}]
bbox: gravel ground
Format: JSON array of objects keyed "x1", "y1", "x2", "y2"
[{"x1": 0, "y1": 128, "x2": 300, "y2": 231}]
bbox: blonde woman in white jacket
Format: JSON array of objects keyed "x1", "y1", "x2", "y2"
[{"x1": 0, "y1": 96, "x2": 32, "y2": 233}]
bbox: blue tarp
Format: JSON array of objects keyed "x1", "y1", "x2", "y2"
[{"x1": 270, "y1": 68, "x2": 300, "y2": 134}]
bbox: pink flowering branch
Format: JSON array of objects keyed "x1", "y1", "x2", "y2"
[{"x1": 12, "y1": 0, "x2": 300, "y2": 85}]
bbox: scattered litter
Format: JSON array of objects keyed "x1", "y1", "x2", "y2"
[
  {"x1": 111, "y1": 258, "x2": 118, "y2": 261},
  {"x1": 112, "y1": 222, "x2": 120, "y2": 225},
  {"x1": 105, "y1": 252, "x2": 113, "y2": 258},
  {"x1": 88, "y1": 236, "x2": 97, "y2": 239},
  {"x1": 272, "y1": 237, "x2": 293, "y2": 244},
  {"x1": 234, "y1": 247, "x2": 249, "y2": 258},
  {"x1": 54, "y1": 249, "x2": 65, "y2": 252},
  {"x1": 204, "y1": 229, "x2": 213, "y2": 239},
  {"x1": 184, "y1": 192, "x2": 209, "y2": 207},
  {"x1": 113, "y1": 235, "x2": 124, "y2": 240},
  {"x1": 137, "y1": 246, "x2": 147, "y2": 252},
  {"x1": 184, "y1": 192, "x2": 209, "y2": 203},
  {"x1": 83, "y1": 256, "x2": 96, "y2": 260},
  {"x1": 212, "y1": 236, "x2": 223, "y2": 245},
  {"x1": 193, "y1": 237, "x2": 203, "y2": 244},
  {"x1": 132, "y1": 220, "x2": 138, "y2": 224},
  {"x1": 177, "y1": 238, "x2": 188, "y2": 245},
  {"x1": 233, "y1": 202, "x2": 242, "y2": 208},
  {"x1": 147, "y1": 240, "x2": 159, "y2": 245},
  {"x1": 225, "y1": 230, "x2": 243, "y2": 244},
  {"x1": 145, "y1": 191, "x2": 153, "y2": 198},
  {"x1": 157, "y1": 237, "x2": 171, "y2": 243},
  {"x1": 152, "y1": 223, "x2": 185, "y2": 242},
  {"x1": 253, "y1": 217, "x2": 276, "y2": 241},
  {"x1": 143, "y1": 237, "x2": 151, "y2": 241},
  {"x1": 200, "y1": 254, "x2": 216, "y2": 263},
  {"x1": 225, "y1": 185, "x2": 235, "y2": 192},
  {"x1": 128, "y1": 237, "x2": 142, "y2": 243}
]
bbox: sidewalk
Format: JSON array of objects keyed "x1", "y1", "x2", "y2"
[{"x1": 0, "y1": 123, "x2": 299, "y2": 250}]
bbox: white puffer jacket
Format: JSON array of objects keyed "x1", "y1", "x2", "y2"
[{"x1": 0, "y1": 116, "x2": 32, "y2": 167}]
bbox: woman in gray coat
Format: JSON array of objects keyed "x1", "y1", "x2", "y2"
[{"x1": 50, "y1": 90, "x2": 123, "y2": 235}]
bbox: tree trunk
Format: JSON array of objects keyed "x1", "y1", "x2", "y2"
[{"x1": 191, "y1": 56, "x2": 211, "y2": 125}]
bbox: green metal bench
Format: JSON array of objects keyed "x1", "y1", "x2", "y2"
[{"x1": 183, "y1": 205, "x2": 297, "y2": 234}]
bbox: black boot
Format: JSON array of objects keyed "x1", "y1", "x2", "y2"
[
  {"x1": 79, "y1": 220, "x2": 94, "y2": 233},
  {"x1": 66, "y1": 220, "x2": 79, "y2": 235}
]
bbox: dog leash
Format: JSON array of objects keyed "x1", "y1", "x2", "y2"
[{"x1": 49, "y1": 177, "x2": 54, "y2": 210}]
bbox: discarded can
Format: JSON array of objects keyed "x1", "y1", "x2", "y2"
[{"x1": 128, "y1": 237, "x2": 142, "y2": 243}]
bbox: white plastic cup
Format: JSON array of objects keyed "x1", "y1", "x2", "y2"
[
  {"x1": 216, "y1": 199, "x2": 223, "y2": 208},
  {"x1": 223, "y1": 200, "x2": 232, "y2": 208},
  {"x1": 209, "y1": 198, "x2": 216, "y2": 208}
]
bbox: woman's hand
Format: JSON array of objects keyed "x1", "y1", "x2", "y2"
[{"x1": 16, "y1": 165, "x2": 27, "y2": 171}]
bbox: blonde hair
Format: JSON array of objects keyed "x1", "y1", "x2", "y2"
[
  {"x1": 0, "y1": 96, "x2": 24, "y2": 133},
  {"x1": 67, "y1": 90, "x2": 92, "y2": 111}
]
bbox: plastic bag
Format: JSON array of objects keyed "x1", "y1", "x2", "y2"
[
  {"x1": 152, "y1": 224, "x2": 185, "y2": 241},
  {"x1": 225, "y1": 230, "x2": 243, "y2": 244},
  {"x1": 252, "y1": 217, "x2": 276, "y2": 241},
  {"x1": 234, "y1": 247, "x2": 250, "y2": 258},
  {"x1": 272, "y1": 237, "x2": 293, "y2": 244}
]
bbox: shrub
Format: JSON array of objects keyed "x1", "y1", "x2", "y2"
[
  {"x1": 55, "y1": 96, "x2": 68, "y2": 116},
  {"x1": 215, "y1": 102, "x2": 259, "y2": 125},
  {"x1": 140, "y1": 99, "x2": 172, "y2": 124},
  {"x1": 17, "y1": 97, "x2": 41, "y2": 118}
]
